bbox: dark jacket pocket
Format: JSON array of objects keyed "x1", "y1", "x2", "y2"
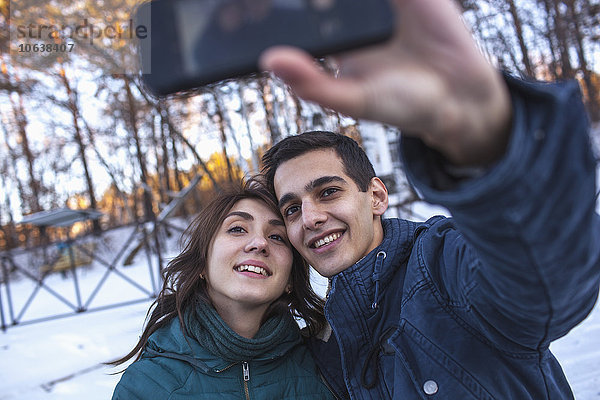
[{"x1": 389, "y1": 320, "x2": 495, "y2": 399}]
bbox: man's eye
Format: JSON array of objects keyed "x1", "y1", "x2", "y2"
[
  {"x1": 322, "y1": 188, "x2": 338, "y2": 197},
  {"x1": 285, "y1": 205, "x2": 300, "y2": 217},
  {"x1": 227, "y1": 226, "x2": 246, "y2": 234}
]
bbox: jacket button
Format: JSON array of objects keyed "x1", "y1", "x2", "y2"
[{"x1": 423, "y1": 380, "x2": 438, "y2": 395}]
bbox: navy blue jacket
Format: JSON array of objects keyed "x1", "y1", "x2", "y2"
[{"x1": 309, "y1": 75, "x2": 600, "y2": 399}]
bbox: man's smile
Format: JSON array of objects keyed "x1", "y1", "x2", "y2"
[{"x1": 308, "y1": 230, "x2": 345, "y2": 249}]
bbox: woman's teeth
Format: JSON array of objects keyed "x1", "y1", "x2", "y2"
[{"x1": 236, "y1": 265, "x2": 269, "y2": 276}]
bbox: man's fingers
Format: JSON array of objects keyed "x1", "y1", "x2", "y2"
[{"x1": 259, "y1": 46, "x2": 367, "y2": 118}]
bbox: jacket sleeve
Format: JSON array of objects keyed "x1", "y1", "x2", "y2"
[{"x1": 401, "y1": 74, "x2": 600, "y2": 350}]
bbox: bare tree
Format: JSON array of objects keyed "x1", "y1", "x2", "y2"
[
  {"x1": 505, "y1": 0, "x2": 535, "y2": 77},
  {"x1": 56, "y1": 67, "x2": 101, "y2": 233},
  {"x1": 258, "y1": 75, "x2": 283, "y2": 143},
  {"x1": 122, "y1": 77, "x2": 155, "y2": 222},
  {"x1": 565, "y1": 0, "x2": 600, "y2": 120},
  {"x1": 8, "y1": 90, "x2": 42, "y2": 214}
]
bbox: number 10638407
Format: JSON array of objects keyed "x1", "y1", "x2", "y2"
[{"x1": 18, "y1": 43, "x2": 74, "y2": 53}]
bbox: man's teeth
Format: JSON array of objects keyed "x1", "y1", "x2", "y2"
[
  {"x1": 313, "y1": 232, "x2": 342, "y2": 249},
  {"x1": 236, "y1": 265, "x2": 269, "y2": 276}
]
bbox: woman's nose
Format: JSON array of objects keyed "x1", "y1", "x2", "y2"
[{"x1": 245, "y1": 235, "x2": 269, "y2": 254}]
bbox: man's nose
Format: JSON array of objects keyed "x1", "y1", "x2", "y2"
[{"x1": 302, "y1": 202, "x2": 326, "y2": 230}]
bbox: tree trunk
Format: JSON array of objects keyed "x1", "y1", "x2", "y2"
[
  {"x1": 505, "y1": 0, "x2": 535, "y2": 77},
  {"x1": 212, "y1": 87, "x2": 250, "y2": 176},
  {"x1": 0, "y1": 119, "x2": 27, "y2": 223},
  {"x1": 292, "y1": 92, "x2": 304, "y2": 135},
  {"x1": 0, "y1": 159, "x2": 17, "y2": 250},
  {"x1": 566, "y1": 0, "x2": 600, "y2": 121},
  {"x1": 551, "y1": 0, "x2": 575, "y2": 78},
  {"x1": 10, "y1": 94, "x2": 42, "y2": 214},
  {"x1": 209, "y1": 90, "x2": 235, "y2": 182},
  {"x1": 258, "y1": 75, "x2": 282, "y2": 143},
  {"x1": 236, "y1": 82, "x2": 259, "y2": 173},
  {"x1": 150, "y1": 112, "x2": 167, "y2": 207},
  {"x1": 168, "y1": 131, "x2": 190, "y2": 216},
  {"x1": 162, "y1": 101, "x2": 222, "y2": 192},
  {"x1": 123, "y1": 78, "x2": 155, "y2": 222},
  {"x1": 540, "y1": 0, "x2": 560, "y2": 80},
  {"x1": 157, "y1": 101, "x2": 173, "y2": 204},
  {"x1": 59, "y1": 69, "x2": 101, "y2": 233},
  {"x1": 82, "y1": 119, "x2": 135, "y2": 225}
]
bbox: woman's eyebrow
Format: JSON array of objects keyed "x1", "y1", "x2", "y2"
[
  {"x1": 226, "y1": 211, "x2": 284, "y2": 227},
  {"x1": 270, "y1": 219, "x2": 285, "y2": 227},
  {"x1": 224, "y1": 211, "x2": 253, "y2": 221}
]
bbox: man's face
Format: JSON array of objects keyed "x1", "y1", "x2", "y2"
[{"x1": 273, "y1": 149, "x2": 387, "y2": 277}]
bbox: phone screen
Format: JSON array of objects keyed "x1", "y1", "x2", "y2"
[
  {"x1": 175, "y1": 0, "x2": 322, "y2": 77},
  {"x1": 137, "y1": 0, "x2": 394, "y2": 95}
]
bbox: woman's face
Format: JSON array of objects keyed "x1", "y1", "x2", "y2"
[{"x1": 205, "y1": 198, "x2": 293, "y2": 313}]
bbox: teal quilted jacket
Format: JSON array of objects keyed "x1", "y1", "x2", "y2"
[{"x1": 112, "y1": 316, "x2": 336, "y2": 399}]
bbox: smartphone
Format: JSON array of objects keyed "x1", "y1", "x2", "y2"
[{"x1": 135, "y1": 0, "x2": 395, "y2": 96}]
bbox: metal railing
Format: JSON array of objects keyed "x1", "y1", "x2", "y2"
[{"x1": 0, "y1": 219, "x2": 184, "y2": 331}]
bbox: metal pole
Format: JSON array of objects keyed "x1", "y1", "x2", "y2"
[
  {"x1": 1, "y1": 257, "x2": 6, "y2": 332},
  {"x1": 152, "y1": 220, "x2": 164, "y2": 295},
  {"x1": 142, "y1": 224, "x2": 157, "y2": 295},
  {"x1": 2, "y1": 255, "x2": 16, "y2": 327},
  {"x1": 66, "y1": 236, "x2": 84, "y2": 312}
]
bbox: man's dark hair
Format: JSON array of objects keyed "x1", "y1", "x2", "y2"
[{"x1": 261, "y1": 130, "x2": 376, "y2": 193}]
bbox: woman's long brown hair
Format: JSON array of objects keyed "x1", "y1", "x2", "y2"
[{"x1": 110, "y1": 179, "x2": 326, "y2": 366}]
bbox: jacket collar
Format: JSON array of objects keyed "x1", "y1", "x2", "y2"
[
  {"x1": 146, "y1": 315, "x2": 301, "y2": 373},
  {"x1": 327, "y1": 218, "x2": 419, "y2": 313},
  {"x1": 146, "y1": 316, "x2": 232, "y2": 372}
]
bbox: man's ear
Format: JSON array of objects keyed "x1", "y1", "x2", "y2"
[{"x1": 369, "y1": 177, "x2": 389, "y2": 217}]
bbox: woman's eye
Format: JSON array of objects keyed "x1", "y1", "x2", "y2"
[
  {"x1": 269, "y1": 234, "x2": 286, "y2": 242},
  {"x1": 285, "y1": 205, "x2": 300, "y2": 217},
  {"x1": 227, "y1": 226, "x2": 246, "y2": 234}
]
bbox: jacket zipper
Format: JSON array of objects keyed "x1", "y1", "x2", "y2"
[{"x1": 242, "y1": 361, "x2": 250, "y2": 400}]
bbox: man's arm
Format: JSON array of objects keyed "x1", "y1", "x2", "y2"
[
  {"x1": 259, "y1": 0, "x2": 511, "y2": 166},
  {"x1": 403, "y1": 75, "x2": 600, "y2": 348}
]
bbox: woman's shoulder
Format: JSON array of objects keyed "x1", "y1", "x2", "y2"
[
  {"x1": 111, "y1": 318, "x2": 203, "y2": 399},
  {"x1": 112, "y1": 354, "x2": 195, "y2": 399}
]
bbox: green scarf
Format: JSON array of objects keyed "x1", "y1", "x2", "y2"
[{"x1": 184, "y1": 296, "x2": 301, "y2": 362}]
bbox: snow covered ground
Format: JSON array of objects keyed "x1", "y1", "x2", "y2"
[{"x1": 1, "y1": 213, "x2": 599, "y2": 400}]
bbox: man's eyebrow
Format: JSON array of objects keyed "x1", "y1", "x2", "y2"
[
  {"x1": 307, "y1": 176, "x2": 347, "y2": 192},
  {"x1": 278, "y1": 176, "x2": 348, "y2": 210},
  {"x1": 278, "y1": 193, "x2": 297, "y2": 210}
]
